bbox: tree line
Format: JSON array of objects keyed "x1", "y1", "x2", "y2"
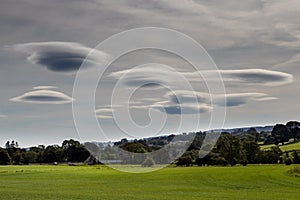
[
  {"x1": 112, "y1": 121, "x2": 300, "y2": 167},
  {"x1": 178, "y1": 132, "x2": 300, "y2": 167},
  {"x1": 0, "y1": 121, "x2": 300, "y2": 166},
  {"x1": 0, "y1": 139, "x2": 90, "y2": 165}
]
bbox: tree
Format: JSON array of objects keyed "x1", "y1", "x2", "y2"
[
  {"x1": 272, "y1": 124, "x2": 291, "y2": 145},
  {"x1": 5, "y1": 141, "x2": 10, "y2": 149},
  {"x1": 62, "y1": 139, "x2": 90, "y2": 162},
  {"x1": 13, "y1": 152, "x2": 23, "y2": 165},
  {"x1": 242, "y1": 139, "x2": 261, "y2": 164},
  {"x1": 216, "y1": 134, "x2": 245, "y2": 166},
  {"x1": 195, "y1": 154, "x2": 211, "y2": 166},
  {"x1": 292, "y1": 151, "x2": 300, "y2": 164},
  {"x1": 284, "y1": 152, "x2": 293, "y2": 165},
  {"x1": 286, "y1": 121, "x2": 300, "y2": 141},
  {"x1": 0, "y1": 148, "x2": 11, "y2": 165},
  {"x1": 120, "y1": 142, "x2": 150, "y2": 153},
  {"x1": 23, "y1": 151, "x2": 38, "y2": 164},
  {"x1": 247, "y1": 128, "x2": 259, "y2": 142},
  {"x1": 176, "y1": 155, "x2": 193, "y2": 167},
  {"x1": 257, "y1": 146, "x2": 282, "y2": 164},
  {"x1": 29, "y1": 146, "x2": 45, "y2": 163},
  {"x1": 200, "y1": 152, "x2": 228, "y2": 166},
  {"x1": 43, "y1": 145, "x2": 63, "y2": 163}
]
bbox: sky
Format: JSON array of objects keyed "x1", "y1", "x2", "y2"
[{"x1": 1, "y1": 0, "x2": 300, "y2": 147}]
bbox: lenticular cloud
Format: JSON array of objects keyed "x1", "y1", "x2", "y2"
[
  {"x1": 12, "y1": 42, "x2": 111, "y2": 72},
  {"x1": 10, "y1": 86, "x2": 73, "y2": 104}
]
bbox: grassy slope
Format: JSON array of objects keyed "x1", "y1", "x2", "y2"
[
  {"x1": 261, "y1": 141, "x2": 300, "y2": 151},
  {"x1": 0, "y1": 165, "x2": 300, "y2": 200}
]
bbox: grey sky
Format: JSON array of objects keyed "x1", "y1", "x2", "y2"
[{"x1": 1, "y1": 0, "x2": 300, "y2": 147}]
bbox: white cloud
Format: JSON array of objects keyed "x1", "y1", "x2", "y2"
[
  {"x1": 216, "y1": 69, "x2": 293, "y2": 86},
  {"x1": 128, "y1": 90, "x2": 277, "y2": 115},
  {"x1": 221, "y1": 93, "x2": 276, "y2": 107},
  {"x1": 10, "y1": 87, "x2": 73, "y2": 104},
  {"x1": 95, "y1": 107, "x2": 114, "y2": 119},
  {"x1": 165, "y1": 90, "x2": 276, "y2": 108},
  {"x1": 110, "y1": 64, "x2": 293, "y2": 87},
  {"x1": 32, "y1": 86, "x2": 58, "y2": 90}
]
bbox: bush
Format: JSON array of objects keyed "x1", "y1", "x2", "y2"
[
  {"x1": 240, "y1": 160, "x2": 248, "y2": 166},
  {"x1": 176, "y1": 155, "x2": 193, "y2": 167},
  {"x1": 195, "y1": 156, "x2": 209, "y2": 166},
  {"x1": 285, "y1": 157, "x2": 293, "y2": 165},
  {"x1": 292, "y1": 151, "x2": 300, "y2": 164},
  {"x1": 208, "y1": 157, "x2": 228, "y2": 166}
]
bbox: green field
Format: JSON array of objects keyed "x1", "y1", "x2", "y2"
[
  {"x1": 0, "y1": 165, "x2": 300, "y2": 200},
  {"x1": 261, "y1": 141, "x2": 300, "y2": 151}
]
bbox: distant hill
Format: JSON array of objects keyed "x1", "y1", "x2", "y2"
[{"x1": 218, "y1": 125, "x2": 274, "y2": 133}]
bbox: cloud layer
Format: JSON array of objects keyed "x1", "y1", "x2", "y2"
[
  {"x1": 12, "y1": 42, "x2": 111, "y2": 72},
  {"x1": 109, "y1": 65, "x2": 293, "y2": 87},
  {"x1": 95, "y1": 108, "x2": 114, "y2": 119},
  {"x1": 217, "y1": 69, "x2": 293, "y2": 86},
  {"x1": 159, "y1": 90, "x2": 277, "y2": 114},
  {"x1": 96, "y1": 90, "x2": 277, "y2": 116},
  {"x1": 10, "y1": 86, "x2": 73, "y2": 104}
]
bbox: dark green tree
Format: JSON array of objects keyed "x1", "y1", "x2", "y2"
[
  {"x1": 0, "y1": 148, "x2": 11, "y2": 165},
  {"x1": 286, "y1": 121, "x2": 300, "y2": 141},
  {"x1": 247, "y1": 128, "x2": 259, "y2": 142},
  {"x1": 292, "y1": 151, "x2": 300, "y2": 164},
  {"x1": 176, "y1": 155, "x2": 193, "y2": 167},
  {"x1": 272, "y1": 124, "x2": 291, "y2": 145},
  {"x1": 257, "y1": 146, "x2": 282, "y2": 164},
  {"x1": 13, "y1": 152, "x2": 23, "y2": 165},
  {"x1": 216, "y1": 134, "x2": 245, "y2": 166},
  {"x1": 62, "y1": 139, "x2": 90, "y2": 162},
  {"x1": 242, "y1": 139, "x2": 261, "y2": 164},
  {"x1": 43, "y1": 145, "x2": 63, "y2": 163},
  {"x1": 23, "y1": 151, "x2": 38, "y2": 164}
]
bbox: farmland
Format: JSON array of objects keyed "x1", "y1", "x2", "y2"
[
  {"x1": 260, "y1": 140, "x2": 300, "y2": 152},
  {"x1": 0, "y1": 165, "x2": 299, "y2": 200}
]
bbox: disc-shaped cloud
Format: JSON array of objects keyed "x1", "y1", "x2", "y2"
[
  {"x1": 32, "y1": 86, "x2": 58, "y2": 90},
  {"x1": 152, "y1": 103, "x2": 212, "y2": 115},
  {"x1": 110, "y1": 66, "x2": 293, "y2": 87},
  {"x1": 95, "y1": 108, "x2": 114, "y2": 119},
  {"x1": 10, "y1": 87, "x2": 73, "y2": 104},
  {"x1": 109, "y1": 64, "x2": 173, "y2": 88},
  {"x1": 156, "y1": 90, "x2": 277, "y2": 115},
  {"x1": 218, "y1": 69, "x2": 293, "y2": 86},
  {"x1": 12, "y1": 42, "x2": 111, "y2": 72}
]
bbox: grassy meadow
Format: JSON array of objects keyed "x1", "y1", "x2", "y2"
[
  {"x1": 0, "y1": 164, "x2": 299, "y2": 200},
  {"x1": 260, "y1": 140, "x2": 300, "y2": 151}
]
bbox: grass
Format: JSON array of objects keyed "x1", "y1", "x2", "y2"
[
  {"x1": 260, "y1": 140, "x2": 300, "y2": 151},
  {"x1": 0, "y1": 164, "x2": 300, "y2": 200}
]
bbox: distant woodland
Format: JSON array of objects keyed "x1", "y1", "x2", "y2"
[{"x1": 1, "y1": 121, "x2": 300, "y2": 166}]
